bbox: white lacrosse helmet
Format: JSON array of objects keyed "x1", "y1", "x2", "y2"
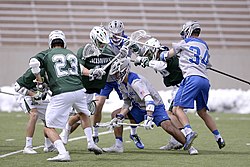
[
  {"x1": 108, "y1": 20, "x2": 125, "y2": 45},
  {"x1": 142, "y1": 38, "x2": 161, "y2": 59},
  {"x1": 180, "y1": 20, "x2": 201, "y2": 39},
  {"x1": 48, "y1": 30, "x2": 67, "y2": 48},
  {"x1": 90, "y1": 26, "x2": 109, "y2": 48},
  {"x1": 109, "y1": 57, "x2": 131, "y2": 84}
]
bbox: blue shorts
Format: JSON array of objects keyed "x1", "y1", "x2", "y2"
[
  {"x1": 97, "y1": 81, "x2": 123, "y2": 99},
  {"x1": 129, "y1": 104, "x2": 170, "y2": 126},
  {"x1": 174, "y1": 75, "x2": 210, "y2": 111}
]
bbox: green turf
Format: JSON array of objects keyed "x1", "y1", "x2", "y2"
[{"x1": 0, "y1": 112, "x2": 250, "y2": 167}]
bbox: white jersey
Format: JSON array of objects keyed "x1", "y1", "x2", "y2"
[
  {"x1": 119, "y1": 72, "x2": 163, "y2": 110},
  {"x1": 172, "y1": 37, "x2": 209, "y2": 79}
]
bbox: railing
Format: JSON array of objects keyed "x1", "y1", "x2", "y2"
[{"x1": 0, "y1": 0, "x2": 249, "y2": 48}]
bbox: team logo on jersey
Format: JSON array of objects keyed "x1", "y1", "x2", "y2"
[{"x1": 89, "y1": 57, "x2": 113, "y2": 65}]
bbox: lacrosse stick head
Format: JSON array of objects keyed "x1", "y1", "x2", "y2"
[
  {"x1": 141, "y1": 37, "x2": 161, "y2": 60},
  {"x1": 90, "y1": 26, "x2": 110, "y2": 48},
  {"x1": 130, "y1": 30, "x2": 150, "y2": 41},
  {"x1": 109, "y1": 57, "x2": 131, "y2": 84},
  {"x1": 180, "y1": 20, "x2": 201, "y2": 39},
  {"x1": 108, "y1": 20, "x2": 125, "y2": 46},
  {"x1": 48, "y1": 30, "x2": 67, "y2": 49},
  {"x1": 82, "y1": 43, "x2": 101, "y2": 59}
]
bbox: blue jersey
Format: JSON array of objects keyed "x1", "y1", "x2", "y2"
[{"x1": 173, "y1": 37, "x2": 209, "y2": 79}]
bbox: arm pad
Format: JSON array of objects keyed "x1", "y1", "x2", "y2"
[
  {"x1": 144, "y1": 95, "x2": 155, "y2": 112},
  {"x1": 14, "y1": 82, "x2": 28, "y2": 96}
]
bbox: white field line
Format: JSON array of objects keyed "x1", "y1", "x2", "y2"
[{"x1": 0, "y1": 127, "x2": 130, "y2": 158}]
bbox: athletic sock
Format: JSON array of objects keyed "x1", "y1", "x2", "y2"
[
  {"x1": 44, "y1": 137, "x2": 52, "y2": 148},
  {"x1": 130, "y1": 126, "x2": 137, "y2": 135},
  {"x1": 184, "y1": 125, "x2": 193, "y2": 135},
  {"x1": 93, "y1": 125, "x2": 99, "y2": 137},
  {"x1": 54, "y1": 140, "x2": 67, "y2": 154},
  {"x1": 115, "y1": 137, "x2": 123, "y2": 147},
  {"x1": 25, "y1": 137, "x2": 33, "y2": 148},
  {"x1": 84, "y1": 127, "x2": 94, "y2": 145},
  {"x1": 212, "y1": 130, "x2": 222, "y2": 141}
]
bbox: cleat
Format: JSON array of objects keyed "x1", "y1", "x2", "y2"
[
  {"x1": 188, "y1": 146, "x2": 198, "y2": 155},
  {"x1": 88, "y1": 144, "x2": 103, "y2": 155},
  {"x1": 47, "y1": 151, "x2": 71, "y2": 162},
  {"x1": 159, "y1": 142, "x2": 183, "y2": 150},
  {"x1": 23, "y1": 147, "x2": 37, "y2": 154},
  {"x1": 217, "y1": 138, "x2": 225, "y2": 149},
  {"x1": 160, "y1": 136, "x2": 183, "y2": 150},
  {"x1": 130, "y1": 134, "x2": 144, "y2": 149},
  {"x1": 184, "y1": 131, "x2": 198, "y2": 150},
  {"x1": 93, "y1": 136, "x2": 99, "y2": 144},
  {"x1": 59, "y1": 129, "x2": 70, "y2": 145},
  {"x1": 44, "y1": 144, "x2": 57, "y2": 153},
  {"x1": 102, "y1": 145, "x2": 124, "y2": 153}
]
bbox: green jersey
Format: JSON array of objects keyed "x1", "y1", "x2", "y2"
[
  {"x1": 77, "y1": 43, "x2": 117, "y2": 94},
  {"x1": 16, "y1": 68, "x2": 48, "y2": 90},
  {"x1": 163, "y1": 56, "x2": 183, "y2": 87},
  {"x1": 32, "y1": 48, "x2": 83, "y2": 96}
]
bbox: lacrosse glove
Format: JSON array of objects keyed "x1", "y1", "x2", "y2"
[{"x1": 143, "y1": 115, "x2": 154, "y2": 130}]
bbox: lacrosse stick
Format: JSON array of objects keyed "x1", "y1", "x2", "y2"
[
  {"x1": 102, "y1": 30, "x2": 151, "y2": 71},
  {"x1": 82, "y1": 43, "x2": 101, "y2": 58},
  {"x1": 113, "y1": 30, "x2": 152, "y2": 47},
  {"x1": 0, "y1": 89, "x2": 15, "y2": 96},
  {"x1": 96, "y1": 121, "x2": 154, "y2": 129}
]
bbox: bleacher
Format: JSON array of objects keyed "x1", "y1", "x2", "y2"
[{"x1": 0, "y1": 0, "x2": 249, "y2": 48}]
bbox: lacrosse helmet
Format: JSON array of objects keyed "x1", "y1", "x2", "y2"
[
  {"x1": 141, "y1": 38, "x2": 161, "y2": 60},
  {"x1": 180, "y1": 20, "x2": 201, "y2": 39},
  {"x1": 48, "y1": 30, "x2": 67, "y2": 48},
  {"x1": 90, "y1": 26, "x2": 109, "y2": 48},
  {"x1": 109, "y1": 57, "x2": 131, "y2": 84},
  {"x1": 108, "y1": 20, "x2": 125, "y2": 46}
]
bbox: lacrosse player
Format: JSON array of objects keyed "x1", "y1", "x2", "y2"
[
  {"x1": 60, "y1": 26, "x2": 118, "y2": 144},
  {"x1": 14, "y1": 68, "x2": 56, "y2": 154},
  {"x1": 159, "y1": 20, "x2": 225, "y2": 149},
  {"x1": 92, "y1": 21, "x2": 145, "y2": 149},
  {"x1": 133, "y1": 37, "x2": 199, "y2": 155},
  {"x1": 29, "y1": 30, "x2": 105, "y2": 162},
  {"x1": 102, "y1": 57, "x2": 195, "y2": 153}
]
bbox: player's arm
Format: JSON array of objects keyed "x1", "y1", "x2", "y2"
[{"x1": 29, "y1": 58, "x2": 43, "y2": 82}]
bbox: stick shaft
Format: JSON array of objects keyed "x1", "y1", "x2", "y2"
[{"x1": 208, "y1": 67, "x2": 250, "y2": 85}]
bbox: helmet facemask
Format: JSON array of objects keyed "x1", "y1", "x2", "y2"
[
  {"x1": 90, "y1": 26, "x2": 110, "y2": 49},
  {"x1": 108, "y1": 20, "x2": 125, "y2": 46},
  {"x1": 109, "y1": 58, "x2": 130, "y2": 84},
  {"x1": 142, "y1": 38, "x2": 161, "y2": 60}
]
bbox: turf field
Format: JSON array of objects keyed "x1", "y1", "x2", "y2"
[{"x1": 0, "y1": 112, "x2": 250, "y2": 167}]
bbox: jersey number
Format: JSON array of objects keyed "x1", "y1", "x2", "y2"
[
  {"x1": 189, "y1": 46, "x2": 208, "y2": 65},
  {"x1": 52, "y1": 54, "x2": 79, "y2": 77}
]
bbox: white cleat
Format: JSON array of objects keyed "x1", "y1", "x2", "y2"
[
  {"x1": 88, "y1": 144, "x2": 103, "y2": 155},
  {"x1": 47, "y1": 151, "x2": 71, "y2": 162},
  {"x1": 59, "y1": 129, "x2": 69, "y2": 145},
  {"x1": 23, "y1": 147, "x2": 37, "y2": 154},
  {"x1": 43, "y1": 144, "x2": 57, "y2": 153},
  {"x1": 102, "y1": 145, "x2": 124, "y2": 153},
  {"x1": 188, "y1": 146, "x2": 199, "y2": 155},
  {"x1": 159, "y1": 136, "x2": 183, "y2": 150}
]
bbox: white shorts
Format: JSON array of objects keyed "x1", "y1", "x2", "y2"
[
  {"x1": 45, "y1": 89, "x2": 89, "y2": 129},
  {"x1": 15, "y1": 94, "x2": 49, "y2": 121}
]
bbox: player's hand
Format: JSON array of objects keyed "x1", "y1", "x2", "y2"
[
  {"x1": 143, "y1": 115, "x2": 154, "y2": 130},
  {"x1": 89, "y1": 68, "x2": 106, "y2": 81},
  {"x1": 134, "y1": 56, "x2": 149, "y2": 68},
  {"x1": 110, "y1": 114, "x2": 125, "y2": 128},
  {"x1": 120, "y1": 45, "x2": 129, "y2": 58}
]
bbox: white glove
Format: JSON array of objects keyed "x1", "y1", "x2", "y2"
[
  {"x1": 29, "y1": 58, "x2": 41, "y2": 74},
  {"x1": 134, "y1": 56, "x2": 149, "y2": 68},
  {"x1": 31, "y1": 91, "x2": 43, "y2": 105},
  {"x1": 120, "y1": 45, "x2": 129, "y2": 58},
  {"x1": 148, "y1": 60, "x2": 167, "y2": 71},
  {"x1": 143, "y1": 115, "x2": 154, "y2": 130},
  {"x1": 110, "y1": 114, "x2": 125, "y2": 128},
  {"x1": 89, "y1": 68, "x2": 106, "y2": 81}
]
